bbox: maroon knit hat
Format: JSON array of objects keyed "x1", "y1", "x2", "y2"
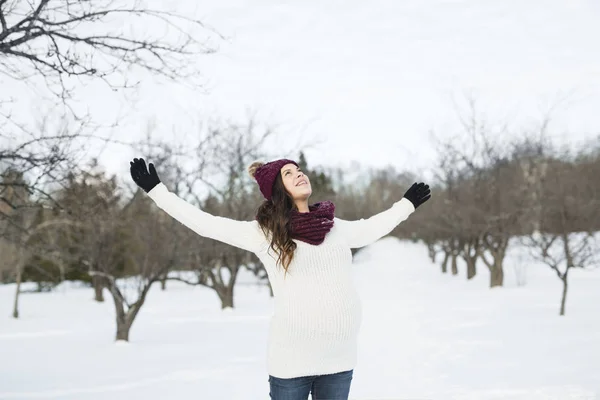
[{"x1": 250, "y1": 158, "x2": 298, "y2": 201}]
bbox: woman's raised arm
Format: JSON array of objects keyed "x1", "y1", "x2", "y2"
[
  {"x1": 147, "y1": 183, "x2": 264, "y2": 253},
  {"x1": 334, "y1": 198, "x2": 414, "y2": 249},
  {"x1": 130, "y1": 158, "x2": 264, "y2": 253},
  {"x1": 334, "y1": 182, "x2": 430, "y2": 249}
]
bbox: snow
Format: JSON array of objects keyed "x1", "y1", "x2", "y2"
[{"x1": 1, "y1": 238, "x2": 599, "y2": 400}]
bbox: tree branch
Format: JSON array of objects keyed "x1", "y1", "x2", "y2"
[
  {"x1": 0, "y1": 1, "x2": 9, "y2": 33},
  {"x1": 166, "y1": 275, "x2": 206, "y2": 287}
]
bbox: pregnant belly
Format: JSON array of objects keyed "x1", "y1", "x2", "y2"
[{"x1": 273, "y1": 291, "x2": 363, "y2": 342}]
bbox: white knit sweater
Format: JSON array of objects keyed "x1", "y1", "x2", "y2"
[{"x1": 147, "y1": 182, "x2": 415, "y2": 379}]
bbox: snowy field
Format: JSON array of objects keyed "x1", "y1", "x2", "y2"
[{"x1": 1, "y1": 238, "x2": 599, "y2": 400}]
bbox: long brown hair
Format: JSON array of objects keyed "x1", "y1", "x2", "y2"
[{"x1": 249, "y1": 162, "x2": 297, "y2": 275}]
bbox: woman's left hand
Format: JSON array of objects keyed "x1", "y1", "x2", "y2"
[{"x1": 403, "y1": 182, "x2": 431, "y2": 209}]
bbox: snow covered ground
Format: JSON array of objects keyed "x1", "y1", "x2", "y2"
[{"x1": 1, "y1": 238, "x2": 599, "y2": 400}]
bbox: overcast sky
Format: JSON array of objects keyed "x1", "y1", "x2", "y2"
[{"x1": 5, "y1": 0, "x2": 600, "y2": 183}]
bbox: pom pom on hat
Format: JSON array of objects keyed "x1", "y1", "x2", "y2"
[{"x1": 248, "y1": 161, "x2": 264, "y2": 179}]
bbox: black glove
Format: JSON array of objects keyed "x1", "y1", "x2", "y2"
[
  {"x1": 403, "y1": 182, "x2": 431, "y2": 209},
  {"x1": 129, "y1": 157, "x2": 161, "y2": 193}
]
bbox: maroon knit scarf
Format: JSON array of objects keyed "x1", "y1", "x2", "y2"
[{"x1": 289, "y1": 201, "x2": 335, "y2": 245}]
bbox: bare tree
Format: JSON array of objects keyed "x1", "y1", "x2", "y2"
[
  {"x1": 173, "y1": 221, "x2": 259, "y2": 309},
  {"x1": 50, "y1": 162, "x2": 127, "y2": 302},
  {"x1": 90, "y1": 192, "x2": 179, "y2": 341},
  {"x1": 0, "y1": 168, "x2": 47, "y2": 318},
  {"x1": 165, "y1": 119, "x2": 276, "y2": 308},
  {"x1": 0, "y1": 0, "x2": 221, "y2": 253},
  {"x1": 0, "y1": 0, "x2": 222, "y2": 279},
  {"x1": 0, "y1": 116, "x2": 99, "y2": 302},
  {"x1": 0, "y1": 234, "x2": 18, "y2": 283},
  {"x1": 0, "y1": 117, "x2": 83, "y2": 224},
  {"x1": 120, "y1": 124, "x2": 201, "y2": 291},
  {"x1": 447, "y1": 174, "x2": 483, "y2": 279},
  {"x1": 24, "y1": 213, "x2": 74, "y2": 289},
  {"x1": 522, "y1": 147, "x2": 600, "y2": 315},
  {"x1": 3, "y1": 202, "x2": 80, "y2": 318},
  {"x1": 0, "y1": 0, "x2": 218, "y2": 107},
  {"x1": 1, "y1": 164, "x2": 85, "y2": 317},
  {"x1": 53, "y1": 164, "x2": 179, "y2": 340},
  {"x1": 433, "y1": 108, "x2": 534, "y2": 287},
  {"x1": 428, "y1": 140, "x2": 485, "y2": 279}
]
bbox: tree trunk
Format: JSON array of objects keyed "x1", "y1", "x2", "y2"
[
  {"x1": 116, "y1": 317, "x2": 132, "y2": 341},
  {"x1": 466, "y1": 258, "x2": 476, "y2": 280},
  {"x1": 160, "y1": 275, "x2": 167, "y2": 291},
  {"x1": 559, "y1": 274, "x2": 568, "y2": 316},
  {"x1": 58, "y1": 262, "x2": 66, "y2": 284},
  {"x1": 93, "y1": 275, "x2": 104, "y2": 302},
  {"x1": 441, "y1": 252, "x2": 449, "y2": 274},
  {"x1": 427, "y1": 242, "x2": 437, "y2": 263},
  {"x1": 451, "y1": 253, "x2": 458, "y2": 275},
  {"x1": 109, "y1": 287, "x2": 130, "y2": 341},
  {"x1": 108, "y1": 284, "x2": 147, "y2": 342},
  {"x1": 12, "y1": 262, "x2": 22, "y2": 319},
  {"x1": 559, "y1": 232, "x2": 573, "y2": 316},
  {"x1": 490, "y1": 260, "x2": 504, "y2": 288},
  {"x1": 217, "y1": 286, "x2": 234, "y2": 309},
  {"x1": 462, "y1": 237, "x2": 479, "y2": 280},
  {"x1": 113, "y1": 301, "x2": 146, "y2": 342},
  {"x1": 482, "y1": 235, "x2": 508, "y2": 288}
]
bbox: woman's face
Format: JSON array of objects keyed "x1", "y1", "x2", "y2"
[{"x1": 280, "y1": 163, "x2": 312, "y2": 201}]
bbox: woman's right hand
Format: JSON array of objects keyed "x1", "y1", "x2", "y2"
[
  {"x1": 129, "y1": 157, "x2": 161, "y2": 193},
  {"x1": 403, "y1": 182, "x2": 431, "y2": 209}
]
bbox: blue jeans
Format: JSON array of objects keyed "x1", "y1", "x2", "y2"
[{"x1": 268, "y1": 370, "x2": 353, "y2": 400}]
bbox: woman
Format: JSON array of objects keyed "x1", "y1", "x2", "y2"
[{"x1": 129, "y1": 157, "x2": 430, "y2": 400}]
